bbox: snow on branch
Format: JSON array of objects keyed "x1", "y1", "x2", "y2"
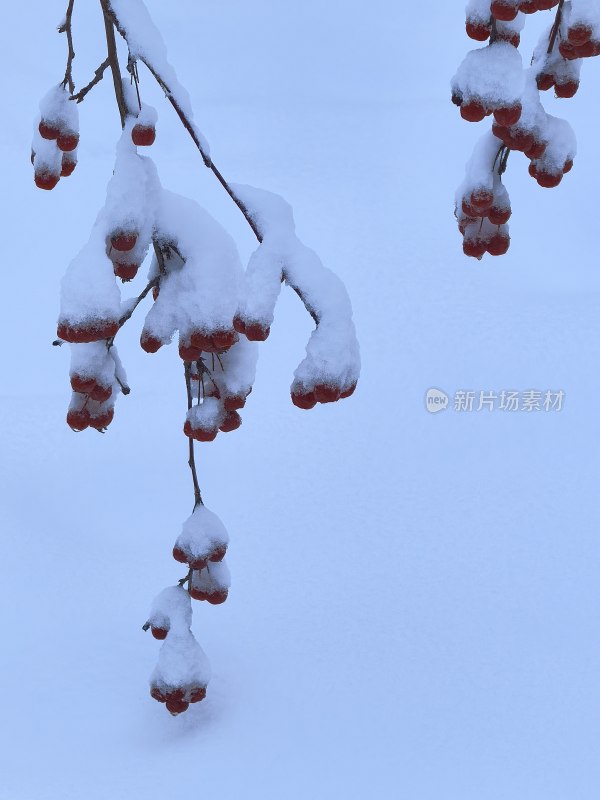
[{"x1": 232, "y1": 184, "x2": 360, "y2": 408}]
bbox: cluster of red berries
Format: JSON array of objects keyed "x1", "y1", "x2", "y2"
[
  {"x1": 32, "y1": 116, "x2": 79, "y2": 190},
  {"x1": 109, "y1": 229, "x2": 141, "y2": 283},
  {"x1": 150, "y1": 684, "x2": 207, "y2": 716}
]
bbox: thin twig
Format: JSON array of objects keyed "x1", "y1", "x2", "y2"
[
  {"x1": 59, "y1": 0, "x2": 76, "y2": 94},
  {"x1": 548, "y1": 0, "x2": 564, "y2": 54},
  {"x1": 184, "y1": 363, "x2": 203, "y2": 509},
  {"x1": 70, "y1": 57, "x2": 110, "y2": 103},
  {"x1": 116, "y1": 277, "x2": 160, "y2": 329}
]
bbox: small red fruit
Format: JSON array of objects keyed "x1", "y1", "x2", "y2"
[
  {"x1": 140, "y1": 332, "x2": 163, "y2": 353},
  {"x1": 224, "y1": 394, "x2": 246, "y2": 411},
  {"x1": 493, "y1": 103, "x2": 521, "y2": 127},
  {"x1": 487, "y1": 232, "x2": 510, "y2": 256},
  {"x1": 39, "y1": 120, "x2": 59, "y2": 140},
  {"x1": 469, "y1": 189, "x2": 494, "y2": 214},
  {"x1": 525, "y1": 140, "x2": 546, "y2": 160},
  {"x1": 71, "y1": 375, "x2": 96, "y2": 395},
  {"x1": 113, "y1": 262, "x2": 139, "y2": 281},
  {"x1": 57, "y1": 133, "x2": 79, "y2": 152},
  {"x1": 150, "y1": 686, "x2": 167, "y2": 703},
  {"x1": 151, "y1": 626, "x2": 168, "y2": 640},
  {"x1": 110, "y1": 232, "x2": 138, "y2": 252},
  {"x1": 209, "y1": 329, "x2": 238, "y2": 352},
  {"x1": 563, "y1": 159, "x2": 573, "y2": 174},
  {"x1": 340, "y1": 382, "x2": 357, "y2": 399},
  {"x1": 131, "y1": 124, "x2": 156, "y2": 147},
  {"x1": 490, "y1": 0, "x2": 519, "y2": 21},
  {"x1": 61, "y1": 155, "x2": 76, "y2": 177},
  {"x1": 466, "y1": 20, "x2": 490, "y2": 41},
  {"x1": 536, "y1": 72, "x2": 554, "y2": 91},
  {"x1": 67, "y1": 408, "x2": 90, "y2": 431},
  {"x1": 206, "y1": 589, "x2": 228, "y2": 605},
  {"x1": 219, "y1": 411, "x2": 242, "y2": 432},
  {"x1": 555, "y1": 80, "x2": 579, "y2": 98},
  {"x1": 189, "y1": 687, "x2": 207, "y2": 703},
  {"x1": 35, "y1": 171, "x2": 60, "y2": 191},
  {"x1": 90, "y1": 383, "x2": 112, "y2": 403},
  {"x1": 463, "y1": 238, "x2": 486, "y2": 259},
  {"x1": 233, "y1": 315, "x2": 246, "y2": 334},
  {"x1": 89, "y1": 408, "x2": 114, "y2": 430},
  {"x1": 568, "y1": 24, "x2": 593, "y2": 45},
  {"x1": 166, "y1": 695, "x2": 189, "y2": 715},
  {"x1": 173, "y1": 546, "x2": 188, "y2": 565},
  {"x1": 460, "y1": 100, "x2": 486, "y2": 122},
  {"x1": 244, "y1": 322, "x2": 270, "y2": 341},
  {"x1": 314, "y1": 384, "x2": 341, "y2": 404},
  {"x1": 291, "y1": 389, "x2": 317, "y2": 409},
  {"x1": 536, "y1": 170, "x2": 562, "y2": 188},
  {"x1": 488, "y1": 206, "x2": 511, "y2": 225},
  {"x1": 209, "y1": 544, "x2": 227, "y2": 563},
  {"x1": 179, "y1": 342, "x2": 203, "y2": 362}
]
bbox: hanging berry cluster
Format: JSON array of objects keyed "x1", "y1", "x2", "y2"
[
  {"x1": 452, "y1": 0, "x2": 600, "y2": 258},
  {"x1": 34, "y1": 0, "x2": 360, "y2": 716}
]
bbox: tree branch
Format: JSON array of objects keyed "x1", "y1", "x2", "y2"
[
  {"x1": 70, "y1": 57, "x2": 110, "y2": 103},
  {"x1": 100, "y1": 0, "x2": 126, "y2": 127},
  {"x1": 59, "y1": 0, "x2": 76, "y2": 94}
]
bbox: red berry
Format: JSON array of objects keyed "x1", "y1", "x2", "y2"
[
  {"x1": 209, "y1": 329, "x2": 238, "y2": 352},
  {"x1": 111, "y1": 232, "x2": 138, "y2": 252},
  {"x1": 493, "y1": 103, "x2": 522, "y2": 127},
  {"x1": 189, "y1": 687, "x2": 207, "y2": 703},
  {"x1": 568, "y1": 24, "x2": 592, "y2": 45},
  {"x1": 190, "y1": 587, "x2": 208, "y2": 601},
  {"x1": 558, "y1": 41, "x2": 578, "y2": 60},
  {"x1": 536, "y1": 72, "x2": 554, "y2": 91},
  {"x1": 151, "y1": 626, "x2": 168, "y2": 640},
  {"x1": 209, "y1": 544, "x2": 227, "y2": 563},
  {"x1": 39, "y1": 120, "x2": 59, "y2": 140},
  {"x1": 71, "y1": 375, "x2": 96, "y2": 395},
  {"x1": 291, "y1": 389, "x2": 317, "y2": 410},
  {"x1": 528, "y1": 162, "x2": 538, "y2": 179},
  {"x1": 224, "y1": 394, "x2": 246, "y2": 411},
  {"x1": 563, "y1": 159, "x2": 574, "y2": 174},
  {"x1": 131, "y1": 125, "x2": 156, "y2": 147},
  {"x1": 451, "y1": 91, "x2": 463, "y2": 107},
  {"x1": 189, "y1": 556, "x2": 208, "y2": 570},
  {"x1": 525, "y1": 140, "x2": 546, "y2": 159},
  {"x1": 460, "y1": 100, "x2": 486, "y2": 122},
  {"x1": 113, "y1": 262, "x2": 139, "y2": 281},
  {"x1": 90, "y1": 383, "x2": 112, "y2": 403},
  {"x1": 166, "y1": 696, "x2": 189, "y2": 715},
  {"x1": 340, "y1": 382, "x2": 357, "y2": 399},
  {"x1": 67, "y1": 408, "x2": 90, "y2": 431},
  {"x1": 150, "y1": 686, "x2": 167, "y2": 703},
  {"x1": 487, "y1": 232, "x2": 510, "y2": 256},
  {"x1": 490, "y1": 1, "x2": 519, "y2": 21},
  {"x1": 140, "y1": 332, "x2": 163, "y2": 353},
  {"x1": 173, "y1": 546, "x2": 188, "y2": 565},
  {"x1": 89, "y1": 408, "x2": 114, "y2": 430},
  {"x1": 463, "y1": 238, "x2": 486, "y2": 259},
  {"x1": 488, "y1": 206, "x2": 511, "y2": 225},
  {"x1": 245, "y1": 322, "x2": 270, "y2": 341},
  {"x1": 314, "y1": 384, "x2": 341, "y2": 404},
  {"x1": 179, "y1": 342, "x2": 203, "y2": 362},
  {"x1": 469, "y1": 189, "x2": 494, "y2": 214},
  {"x1": 219, "y1": 411, "x2": 242, "y2": 432},
  {"x1": 35, "y1": 171, "x2": 60, "y2": 191},
  {"x1": 233, "y1": 315, "x2": 246, "y2": 334},
  {"x1": 555, "y1": 80, "x2": 579, "y2": 98},
  {"x1": 536, "y1": 170, "x2": 562, "y2": 188},
  {"x1": 466, "y1": 20, "x2": 490, "y2": 41},
  {"x1": 61, "y1": 155, "x2": 76, "y2": 177},
  {"x1": 57, "y1": 133, "x2": 79, "y2": 152},
  {"x1": 206, "y1": 589, "x2": 228, "y2": 605},
  {"x1": 519, "y1": 0, "x2": 538, "y2": 13}
]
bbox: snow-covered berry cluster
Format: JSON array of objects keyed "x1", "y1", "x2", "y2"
[
  {"x1": 453, "y1": 0, "x2": 600, "y2": 258},
  {"x1": 35, "y1": 0, "x2": 360, "y2": 715}
]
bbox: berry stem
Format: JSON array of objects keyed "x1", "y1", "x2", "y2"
[
  {"x1": 548, "y1": 0, "x2": 565, "y2": 55},
  {"x1": 184, "y1": 363, "x2": 203, "y2": 509}
]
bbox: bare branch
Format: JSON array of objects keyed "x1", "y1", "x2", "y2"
[
  {"x1": 548, "y1": 0, "x2": 564, "y2": 55},
  {"x1": 70, "y1": 57, "x2": 110, "y2": 103},
  {"x1": 59, "y1": 0, "x2": 76, "y2": 94},
  {"x1": 99, "y1": 0, "x2": 127, "y2": 127}
]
